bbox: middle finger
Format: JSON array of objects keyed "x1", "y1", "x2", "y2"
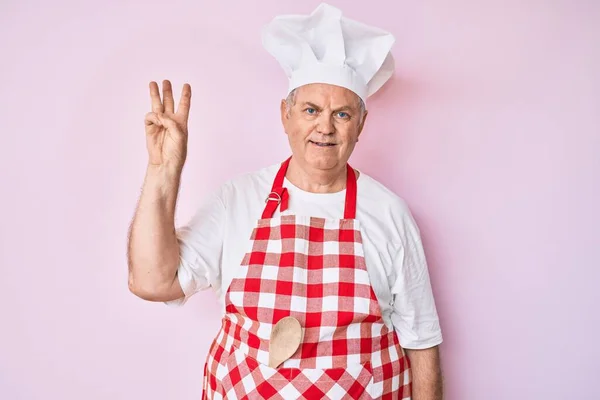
[{"x1": 162, "y1": 80, "x2": 174, "y2": 114}]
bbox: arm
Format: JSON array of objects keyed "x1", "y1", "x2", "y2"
[
  {"x1": 128, "y1": 79, "x2": 191, "y2": 302},
  {"x1": 127, "y1": 164, "x2": 185, "y2": 302},
  {"x1": 387, "y1": 201, "x2": 444, "y2": 398},
  {"x1": 406, "y1": 346, "x2": 443, "y2": 400}
]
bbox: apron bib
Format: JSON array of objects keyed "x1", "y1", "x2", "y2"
[{"x1": 202, "y1": 158, "x2": 412, "y2": 399}]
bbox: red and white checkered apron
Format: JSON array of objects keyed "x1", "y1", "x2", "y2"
[{"x1": 202, "y1": 158, "x2": 411, "y2": 399}]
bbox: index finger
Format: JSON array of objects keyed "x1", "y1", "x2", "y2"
[
  {"x1": 149, "y1": 81, "x2": 164, "y2": 113},
  {"x1": 176, "y1": 83, "x2": 192, "y2": 119}
]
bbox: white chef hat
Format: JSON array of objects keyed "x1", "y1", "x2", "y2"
[{"x1": 261, "y1": 3, "x2": 395, "y2": 104}]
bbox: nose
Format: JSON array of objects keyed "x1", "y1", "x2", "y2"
[{"x1": 316, "y1": 114, "x2": 335, "y2": 135}]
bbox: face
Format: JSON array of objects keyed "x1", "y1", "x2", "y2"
[{"x1": 280, "y1": 83, "x2": 367, "y2": 173}]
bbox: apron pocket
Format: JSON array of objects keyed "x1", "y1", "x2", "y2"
[{"x1": 222, "y1": 344, "x2": 375, "y2": 399}]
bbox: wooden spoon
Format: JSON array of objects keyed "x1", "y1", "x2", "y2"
[{"x1": 268, "y1": 316, "x2": 303, "y2": 369}]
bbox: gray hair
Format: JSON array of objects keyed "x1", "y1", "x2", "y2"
[{"x1": 285, "y1": 88, "x2": 366, "y2": 125}]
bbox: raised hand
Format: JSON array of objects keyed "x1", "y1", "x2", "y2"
[{"x1": 144, "y1": 80, "x2": 192, "y2": 172}]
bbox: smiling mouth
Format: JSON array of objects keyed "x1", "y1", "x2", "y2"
[{"x1": 309, "y1": 140, "x2": 337, "y2": 147}]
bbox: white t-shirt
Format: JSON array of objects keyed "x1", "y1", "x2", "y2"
[{"x1": 166, "y1": 162, "x2": 443, "y2": 350}]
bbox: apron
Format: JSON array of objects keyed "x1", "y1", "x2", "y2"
[{"x1": 202, "y1": 157, "x2": 412, "y2": 399}]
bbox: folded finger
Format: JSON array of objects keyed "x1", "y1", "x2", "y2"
[
  {"x1": 144, "y1": 111, "x2": 160, "y2": 126},
  {"x1": 156, "y1": 113, "x2": 179, "y2": 132}
]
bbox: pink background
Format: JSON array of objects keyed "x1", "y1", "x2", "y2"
[{"x1": 1, "y1": 1, "x2": 599, "y2": 399}]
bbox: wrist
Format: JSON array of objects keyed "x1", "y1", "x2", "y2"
[
  {"x1": 146, "y1": 162, "x2": 183, "y2": 179},
  {"x1": 143, "y1": 163, "x2": 182, "y2": 203}
]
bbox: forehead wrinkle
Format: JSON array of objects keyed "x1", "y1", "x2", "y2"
[{"x1": 296, "y1": 84, "x2": 358, "y2": 104}]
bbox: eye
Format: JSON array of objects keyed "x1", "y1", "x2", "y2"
[
  {"x1": 305, "y1": 108, "x2": 316, "y2": 115},
  {"x1": 337, "y1": 112, "x2": 349, "y2": 119}
]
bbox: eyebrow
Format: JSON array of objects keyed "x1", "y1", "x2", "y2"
[
  {"x1": 301, "y1": 102, "x2": 356, "y2": 113},
  {"x1": 302, "y1": 102, "x2": 322, "y2": 110}
]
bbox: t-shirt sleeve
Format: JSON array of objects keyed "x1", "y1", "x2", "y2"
[
  {"x1": 389, "y1": 208, "x2": 443, "y2": 349},
  {"x1": 164, "y1": 189, "x2": 226, "y2": 307}
]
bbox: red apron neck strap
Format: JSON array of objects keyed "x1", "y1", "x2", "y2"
[
  {"x1": 261, "y1": 157, "x2": 291, "y2": 219},
  {"x1": 261, "y1": 157, "x2": 358, "y2": 219},
  {"x1": 271, "y1": 156, "x2": 291, "y2": 189},
  {"x1": 344, "y1": 164, "x2": 357, "y2": 220}
]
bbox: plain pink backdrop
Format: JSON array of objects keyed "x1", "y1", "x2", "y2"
[{"x1": 1, "y1": 1, "x2": 599, "y2": 399}]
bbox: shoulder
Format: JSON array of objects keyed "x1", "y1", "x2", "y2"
[
  {"x1": 214, "y1": 162, "x2": 280, "y2": 205},
  {"x1": 357, "y1": 172, "x2": 416, "y2": 221},
  {"x1": 356, "y1": 171, "x2": 422, "y2": 241}
]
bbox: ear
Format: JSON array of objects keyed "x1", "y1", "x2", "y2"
[
  {"x1": 280, "y1": 99, "x2": 289, "y2": 133},
  {"x1": 357, "y1": 109, "x2": 368, "y2": 139}
]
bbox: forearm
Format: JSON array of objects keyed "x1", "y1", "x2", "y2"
[
  {"x1": 127, "y1": 164, "x2": 183, "y2": 300},
  {"x1": 406, "y1": 346, "x2": 443, "y2": 400}
]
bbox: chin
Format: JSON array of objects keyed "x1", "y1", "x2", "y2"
[{"x1": 305, "y1": 155, "x2": 341, "y2": 171}]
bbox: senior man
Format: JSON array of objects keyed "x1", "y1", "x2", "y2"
[{"x1": 128, "y1": 3, "x2": 443, "y2": 399}]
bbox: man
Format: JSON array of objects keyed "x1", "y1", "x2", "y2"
[{"x1": 128, "y1": 3, "x2": 443, "y2": 399}]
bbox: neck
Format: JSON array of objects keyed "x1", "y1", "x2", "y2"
[{"x1": 286, "y1": 157, "x2": 348, "y2": 193}]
